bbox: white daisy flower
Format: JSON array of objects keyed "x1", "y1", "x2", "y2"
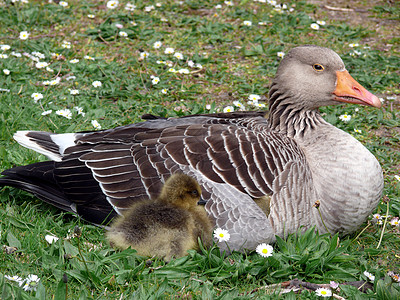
[
  {"x1": 395, "y1": 175, "x2": 400, "y2": 182},
  {"x1": 153, "y1": 41, "x2": 162, "y2": 49},
  {"x1": 21, "y1": 275, "x2": 40, "y2": 292},
  {"x1": 277, "y1": 51, "x2": 285, "y2": 58},
  {"x1": 363, "y1": 271, "x2": 375, "y2": 281},
  {"x1": 69, "y1": 89, "x2": 79, "y2": 95},
  {"x1": 349, "y1": 43, "x2": 360, "y2": 48},
  {"x1": 243, "y1": 20, "x2": 252, "y2": 27},
  {"x1": 69, "y1": 59, "x2": 79, "y2": 64},
  {"x1": 31, "y1": 93, "x2": 44, "y2": 102},
  {"x1": 46, "y1": 67, "x2": 54, "y2": 72},
  {"x1": 1, "y1": 44, "x2": 11, "y2": 51},
  {"x1": 59, "y1": 1, "x2": 68, "y2": 7},
  {"x1": 161, "y1": 88, "x2": 167, "y2": 94},
  {"x1": 390, "y1": 217, "x2": 399, "y2": 226},
  {"x1": 372, "y1": 213, "x2": 382, "y2": 221},
  {"x1": 19, "y1": 31, "x2": 30, "y2": 40},
  {"x1": 49, "y1": 77, "x2": 61, "y2": 85},
  {"x1": 119, "y1": 31, "x2": 128, "y2": 37},
  {"x1": 338, "y1": 114, "x2": 351, "y2": 122},
  {"x1": 41, "y1": 110, "x2": 52, "y2": 116},
  {"x1": 223, "y1": 106, "x2": 234, "y2": 113},
  {"x1": 178, "y1": 68, "x2": 190, "y2": 74},
  {"x1": 115, "y1": 23, "x2": 123, "y2": 29},
  {"x1": 316, "y1": 20, "x2": 326, "y2": 26},
  {"x1": 125, "y1": 3, "x2": 136, "y2": 11},
  {"x1": 164, "y1": 47, "x2": 174, "y2": 54},
  {"x1": 256, "y1": 243, "x2": 273, "y2": 257},
  {"x1": 233, "y1": 101, "x2": 244, "y2": 108},
  {"x1": 174, "y1": 52, "x2": 184, "y2": 60},
  {"x1": 144, "y1": 5, "x2": 155, "y2": 12},
  {"x1": 152, "y1": 77, "x2": 160, "y2": 85},
  {"x1": 315, "y1": 287, "x2": 332, "y2": 297},
  {"x1": 84, "y1": 55, "x2": 95, "y2": 60},
  {"x1": 45, "y1": 234, "x2": 59, "y2": 244},
  {"x1": 11, "y1": 51, "x2": 22, "y2": 57},
  {"x1": 213, "y1": 228, "x2": 230, "y2": 242},
  {"x1": 106, "y1": 0, "x2": 119, "y2": 9},
  {"x1": 0, "y1": 54, "x2": 8, "y2": 59},
  {"x1": 254, "y1": 102, "x2": 266, "y2": 108},
  {"x1": 87, "y1": 14, "x2": 95, "y2": 18},
  {"x1": 140, "y1": 51, "x2": 149, "y2": 59},
  {"x1": 248, "y1": 94, "x2": 261, "y2": 102},
  {"x1": 3, "y1": 69, "x2": 10, "y2": 75},
  {"x1": 91, "y1": 120, "x2": 101, "y2": 129},
  {"x1": 310, "y1": 23, "x2": 320, "y2": 30},
  {"x1": 5, "y1": 275, "x2": 23, "y2": 283},
  {"x1": 92, "y1": 80, "x2": 102, "y2": 87},
  {"x1": 35, "y1": 62, "x2": 49, "y2": 69},
  {"x1": 61, "y1": 41, "x2": 71, "y2": 49},
  {"x1": 56, "y1": 109, "x2": 72, "y2": 119},
  {"x1": 32, "y1": 52, "x2": 45, "y2": 59},
  {"x1": 74, "y1": 106, "x2": 85, "y2": 116}
]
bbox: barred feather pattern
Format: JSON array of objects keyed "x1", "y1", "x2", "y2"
[{"x1": 39, "y1": 114, "x2": 309, "y2": 251}]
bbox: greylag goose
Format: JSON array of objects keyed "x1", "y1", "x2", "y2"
[
  {"x1": 0, "y1": 45, "x2": 383, "y2": 252},
  {"x1": 106, "y1": 173, "x2": 213, "y2": 261}
]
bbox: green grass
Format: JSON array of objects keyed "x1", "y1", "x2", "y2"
[{"x1": 0, "y1": 0, "x2": 399, "y2": 298}]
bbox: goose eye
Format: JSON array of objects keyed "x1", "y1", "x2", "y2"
[
  {"x1": 191, "y1": 190, "x2": 199, "y2": 197},
  {"x1": 313, "y1": 64, "x2": 324, "y2": 71}
]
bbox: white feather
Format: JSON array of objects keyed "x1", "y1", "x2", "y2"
[
  {"x1": 50, "y1": 133, "x2": 77, "y2": 156},
  {"x1": 14, "y1": 131, "x2": 63, "y2": 162}
]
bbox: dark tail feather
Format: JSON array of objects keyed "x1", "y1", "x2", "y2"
[
  {"x1": 0, "y1": 162, "x2": 75, "y2": 213},
  {"x1": 0, "y1": 162, "x2": 117, "y2": 226}
]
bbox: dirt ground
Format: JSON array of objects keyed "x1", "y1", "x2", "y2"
[{"x1": 308, "y1": 0, "x2": 399, "y2": 52}]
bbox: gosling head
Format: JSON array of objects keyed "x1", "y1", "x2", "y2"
[{"x1": 158, "y1": 174, "x2": 202, "y2": 209}]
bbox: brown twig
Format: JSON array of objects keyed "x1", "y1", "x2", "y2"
[
  {"x1": 251, "y1": 278, "x2": 373, "y2": 298},
  {"x1": 324, "y1": 5, "x2": 354, "y2": 12}
]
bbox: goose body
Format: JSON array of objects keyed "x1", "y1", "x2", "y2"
[
  {"x1": 106, "y1": 174, "x2": 213, "y2": 261},
  {"x1": 0, "y1": 46, "x2": 383, "y2": 252}
]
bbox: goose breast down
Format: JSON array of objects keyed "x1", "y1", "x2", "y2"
[{"x1": 0, "y1": 45, "x2": 383, "y2": 252}]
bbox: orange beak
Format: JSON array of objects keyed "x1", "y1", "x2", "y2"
[{"x1": 334, "y1": 70, "x2": 381, "y2": 108}]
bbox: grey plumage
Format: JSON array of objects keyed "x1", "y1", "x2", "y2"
[{"x1": 0, "y1": 45, "x2": 383, "y2": 253}]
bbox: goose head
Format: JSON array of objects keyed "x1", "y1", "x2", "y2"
[
  {"x1": 159, "y1": 174, "x2": 202, "y2": 209},
  {"x1": 269, "y1": 45, "x2": 381, "y2": 111}
]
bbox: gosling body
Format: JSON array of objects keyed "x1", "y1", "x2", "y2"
[{"x1": 106, "y1": 174, "x2": 213, "y2": 261}]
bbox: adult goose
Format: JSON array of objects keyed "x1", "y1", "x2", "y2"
[{"x1": 0, "y1": 46, "x2": 383, "y2": 252}]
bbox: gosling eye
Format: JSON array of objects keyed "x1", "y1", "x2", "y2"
[
  {"x1": 312, "y1": 64, "x2": 325, "y2": 71},
  {"x1": 190, "y1": 190, "x2": 199, "y2": 197}
]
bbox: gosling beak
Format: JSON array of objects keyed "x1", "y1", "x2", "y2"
[
  {"x1": 333, "y1": 70, "x2": 381, "y2": 108},
  {"x1": 197, "y1": 198, "x2": 207, "y2": 205}
]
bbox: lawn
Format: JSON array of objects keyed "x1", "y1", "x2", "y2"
[{"x1": 0, "y1": 0, "x2": 399, "y2": 299}]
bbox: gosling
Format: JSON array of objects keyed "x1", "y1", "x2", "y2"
[{"x1": 106, "y1": 173, "x2": 213, "y2": 261}]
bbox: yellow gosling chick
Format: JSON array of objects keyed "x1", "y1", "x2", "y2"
[{"x1": 106, "y1": 174, "x2": 213, "y2": 261}]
